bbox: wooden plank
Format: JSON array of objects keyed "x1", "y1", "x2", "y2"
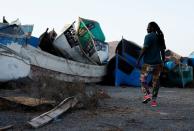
[
  {"x1": 28, "y1": 96, "x2": 78, "y2": 128},
  {"x1": 0, "y1": 96, "x2": 55, "y2": 111},
  {"x1": 0, "y1": 96, "x2": 54, "y2": 107},
  {"x1": 0, "y1": 125, "x2": 13, "y2": 131}
]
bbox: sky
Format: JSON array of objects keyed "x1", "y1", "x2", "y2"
[{"x1": 0, "y1": 0, "x2": 194, "y2": 56}]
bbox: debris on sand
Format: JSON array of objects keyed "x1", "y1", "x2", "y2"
[
  {"x1": 0, "y1": 96, "x2": 55, "y2": 111},
  {"x1": 28, "y1": 96, "x2": 78, "y2": 128},
  {"x1": 0, "y1": 125, "x2": 13, "y2": 131}
]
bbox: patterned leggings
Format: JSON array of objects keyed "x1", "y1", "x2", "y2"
[{"x1": 140, "y1": 64, "x2": 163, "y2": 100}]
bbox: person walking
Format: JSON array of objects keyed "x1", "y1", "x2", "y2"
[{"x1": 137, "y1": 21, "x2": 166, "y2": 107}]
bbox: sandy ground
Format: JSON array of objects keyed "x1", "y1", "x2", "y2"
[{"x1": 1, "y1": 85, "x2": 194, "y2": 131}]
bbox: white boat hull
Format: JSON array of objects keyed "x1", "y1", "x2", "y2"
[
  {"x1": 0, "y1": 47, "x2": 30, "y2": 82},
  {"x1": 95, "y1": 40, "x2": 109, "y2": 64},
  {"x1": 53, "y1": 23, "x2": 91, "y2": 64},
  {"x1": 53, "y1": 32, "x2": 91, "y2": 63},
  {"x1": 20, "y1": 45, "x2": 107, "y2": 83}
]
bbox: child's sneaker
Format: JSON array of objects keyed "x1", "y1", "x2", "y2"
[
  {"x1": 142, "y1": 94, "x2": 151, "y2": 104},
  {"x1": 151, "y1": 100, "x2": 157, "y2": 107}
]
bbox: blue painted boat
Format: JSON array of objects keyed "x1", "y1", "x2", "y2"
[
  {"x1": 111, "y1": 38, "x2": 151, "y2": 87},
  {"x1": 115, "y1": 54, "x2": 141, "y2": 87},
  {"x1": 116, "y1": 38, "x2": 143, "y2": 67},
  {"x1": 0, "y1": 24, "x2": 24, "y2": 36},
  {"x1": 0, "y1": 24, "x2": 39, "y2": 47},
  {"x1": 0, "y1": 33, "x2": 26, "y2": 46},
  {"x1": 114, "y1": 53, "x2": 152, "y2": 87},
  {"x1": 27, "y1": 36, "x2": 40, "y2": 47}
]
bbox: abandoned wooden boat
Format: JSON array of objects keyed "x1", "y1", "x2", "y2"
[
  {"x1": 0, "y1": 23, "x2": 37, "y2": 49},
  {"x1": 105, "y1": 38, "x2": 147, "y2": 87},
  {"x1": 0, "y1": 19, "x2": 107, "y2": 83},
  {"x1": 19, "y1": 44, "x2": 107, "y2": 83},
  {"x1": 53, "y1": 22, "x2": 91, "y2": 64},
  {"x1": 0, "y1": 48, "x2": 107, "y2": 83},
  {"x1": 0, "y1": 40, "x2": 107, "y2": 83},
  {"x1": 0, "y1": 45, "x2": 30, "y2": 82},
  {"x1": 77, "y1": 17, "x2": 109, "y2": 65},
  {"x1": 0, "y1": 18, "x2": 34, "y2": 37}
]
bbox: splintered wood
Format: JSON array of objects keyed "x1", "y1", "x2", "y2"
[{"x1": 28, "y1": 96, "x2": 78, "y2": 128}]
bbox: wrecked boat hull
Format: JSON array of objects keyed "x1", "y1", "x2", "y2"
[
  {"x1": 0, "y1": 42, "x2": 107, "y2": 83},
  {"x1": 20, "y1": 45, "x2": 107, "y2": 83},
  {"x1": 77, "y1": 17, "x2": 109, "y2": 65},
  {"x1": 53, "y1": 23, "x2": 91, "y2": 64},
  {"x1": 30, "y1": 65, "x2": 105, "y2": 83},
  {"x1": 0, "y1": 45, "x2": 30, "y2": 82},
  {"x1": 0, "y1": 23, "x2": 38, "y2": 48}
]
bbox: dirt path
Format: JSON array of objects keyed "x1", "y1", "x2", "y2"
[{"x1": 1, "y1": 86, "x2": 194, "y2": 131}]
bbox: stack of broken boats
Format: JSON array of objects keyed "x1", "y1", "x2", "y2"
[{"x1": 0, "y1": 17, "x2": 109, "y2": 83}]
